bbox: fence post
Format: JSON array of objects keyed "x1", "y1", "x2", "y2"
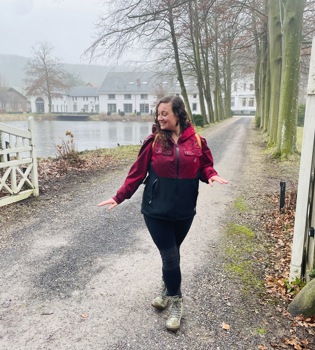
[
  {"x1": 289, "y1": 37, "x2": 315, "y2": 281},
  {"x1": 28, "y1": 117, "x2": 39, "y2": 196}
]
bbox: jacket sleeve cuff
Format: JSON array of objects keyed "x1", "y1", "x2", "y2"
[{"x1": 113, "y1": 195, "x2": 124, "y2": 205}]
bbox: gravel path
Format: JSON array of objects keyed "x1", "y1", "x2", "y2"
[{"x1": 0, "y1": 116, "x2": 293, "y2": 349}]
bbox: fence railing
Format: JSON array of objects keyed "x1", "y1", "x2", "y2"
[{"x1": 0, "y1": 117, "x2": 39, "y2": 207}]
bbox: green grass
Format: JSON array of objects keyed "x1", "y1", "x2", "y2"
[
  {"x1": 227, "y1": 223, "x2": 254, "y2": 238},
  {"x1": 81, "y1": 144, "x2": 141, "y2": 162},
  {"x1": 257, "y1": 327, "x2": 266, "y2": 335},
  {"x1": 234, "y1": 197, "x2": 247, "y2": 211},
  {"x1": 224, "y1": 222, "x2": 264, "y2": 292}
]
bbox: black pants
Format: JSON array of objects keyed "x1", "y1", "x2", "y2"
[{"x1": 143, "y1": 215, "x2": 194, "y2": 297}]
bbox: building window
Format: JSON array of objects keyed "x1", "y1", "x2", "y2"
[
  {"x1": 140, "y1": 103, "x2": 149, "y2": 113},
  {"x1": 124, "y1": 94, "x2": 132, "y2": 100},
  {"x1": 83, "y1": 96, "x2": 89, "y2": 101},
  {"x1": 95, "y1": 96, "x2": 99, "y2": 101},
  {"x1": 231, "y1": 97, "x2": 235, "y2": 107},
  {"x1": 108, "y1": 94, "x2": 115, "y2": 99},
  {"x1": 72, "y1": 97, "x2": 77, "y2": 101},
  {"x1": 140, "y1": 94, "x2": 148, "y2": 100},
  {"x1": 234, "y1": 83, "x2": 237, "y2": 91},
  {"x1": 73, "y1": 104, "x2": 77, "y2": 112},
  {"x1": 84, "y1": 104, "x2": 88, "y2": 111},
  {"x1": 248, "y1": 98, "x2": 254, "y2": 107},
  {"x1": 95, "y1": 105, "x2": 99, "y2": 113},
  {"x1": 250, "y1": 84, "x2": 254, "y2": 91},
  {"x1": 192, "y1": 103, "x2": 197, "y2": 111},
  {"x1": 193, "y1": 94, "x2": 197, "y2": 98},
  {"x1": 243, "y1": 83, "x2": 246, "y2": 91},
  {"x1": 242, "y1": 98, "x2": 247, "y2": 107},
  {"x1": 124, "y1": 104, "x2": 133, "y2": 113},
  {"x1": 107, "y1": 104, "x2": 117, "y2": 113}
]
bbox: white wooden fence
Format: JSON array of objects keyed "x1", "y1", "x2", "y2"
[
  {"x1": 0, "y1": 117, "x2": 39, "y2": 207},
  {"x1": 289, "y1": 37, "x2": 315, "y2": 281}
]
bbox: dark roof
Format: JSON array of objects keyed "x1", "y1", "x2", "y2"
[
  {"x1": 68, "y1": 86, "x2": 99, "y2": 97},
  {"x1": 4, "y1": 87, "x2": 28, "y2": 100},
  {"x1": 98, "y1": 71, "x2": 156, "y2": 94}
]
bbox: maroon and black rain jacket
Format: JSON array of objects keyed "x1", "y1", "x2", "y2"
[{"x1": 113, "y1": 123, "x2": 218, "y2": 221}]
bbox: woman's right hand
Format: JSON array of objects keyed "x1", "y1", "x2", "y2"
[{"x1": 97, "y1": 198, "x2": 118, "y2": 210}]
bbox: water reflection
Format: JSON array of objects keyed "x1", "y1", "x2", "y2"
[{"x1": 5, "y1": 119, "x2": 153, "y2": 158}]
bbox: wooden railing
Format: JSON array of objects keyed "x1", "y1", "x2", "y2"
[{"x1": 0, "y1": 117, "x2": 39, "y2": 207}]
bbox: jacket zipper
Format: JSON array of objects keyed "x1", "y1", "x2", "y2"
[{"x1": 175, "y1": 143, "x2": 180, "y2": 177}]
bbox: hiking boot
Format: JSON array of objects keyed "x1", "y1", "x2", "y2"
[
  {"x1": 166, "y1": 296, "x2": 183, "y2": 331},
  {"x1": 151, "y1": 282, "x2": 170, "y2": 310}
]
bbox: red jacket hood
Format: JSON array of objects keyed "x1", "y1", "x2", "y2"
[{"x1": 179, "y1": 123, "x2": 196, "y2": 143}]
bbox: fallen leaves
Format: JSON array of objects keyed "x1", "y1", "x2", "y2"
[
  {"x1": 221, "y1": 322, "x2": 230, "y2": 331},
  {"x1": 257, "y1": 188, "x2": 315, "y2": 349}
]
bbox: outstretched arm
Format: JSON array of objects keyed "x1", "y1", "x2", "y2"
[
  {"x1": 97, "y1": 198, "x2": 118, "y2": 210},
  {"x1": 97, "y1": 134, "x2": 154, "y2": 209}
]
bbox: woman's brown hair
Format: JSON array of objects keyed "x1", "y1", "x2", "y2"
[{"x1": 154, "y1": 96, "x2": 190, "y2": 149}]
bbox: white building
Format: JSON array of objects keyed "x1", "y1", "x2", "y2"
[
  {"x1": 30, "y1": 72, "x2": 256, "y2": 116},
  {"x1": 66, "y1": 86, "x2": 99, "y2": 113},
  {"x1": 231, "y1": 76, "x2": 256, "y2": 115},
  {"x1": 97, "y1": 71, "x2": 206, "y2": 116},
  {"x1": 30, "y1": 85, "x2": 99, "y2": 114},
  {"x1": 98, "y1": 71, "x2": 157, "y2": 116}
]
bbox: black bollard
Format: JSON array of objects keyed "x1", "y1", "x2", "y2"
[{"x1": 280, "y1": 181, "x2": 286, "y2": 212}]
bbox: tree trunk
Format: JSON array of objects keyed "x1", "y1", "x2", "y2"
[
  {"x1": 268, "y1": 0, "x2": 282, "y2": 146},
  {"x1": 189, "y1": 0, "x2": 207, "y2": 124},
  {"x1": 202, "y1": 17, "x2": 214, "y2": 123},
  {"x1": 275, "y1": 0, "x2": 306, "y2": 157},
  {"x1": 168, "y1": 4, "x2": 192, "y2": 119}
]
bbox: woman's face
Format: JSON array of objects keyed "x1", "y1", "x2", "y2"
[{"x1": 157, "y1": 102, "x2": 179, "y2": 132}]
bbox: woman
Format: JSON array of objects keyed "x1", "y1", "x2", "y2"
[{"x1": 98, "y1": 96, "x2": 228, "y2": 331}]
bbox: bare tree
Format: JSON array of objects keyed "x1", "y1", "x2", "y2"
[
  {"x1": 24, "y1": 42, "x2": 68, "y2": 113},
  {"x1": 86, "y1": 0, "x2": 194, "y2": 118}
]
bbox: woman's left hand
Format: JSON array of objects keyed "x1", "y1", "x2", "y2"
[{"x1": 208, "y1": 175, "x2": 229, "y2": 187}]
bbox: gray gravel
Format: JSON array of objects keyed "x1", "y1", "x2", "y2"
[{"x1": 0, "y1": 117, "x2": 292, "y2": 349}]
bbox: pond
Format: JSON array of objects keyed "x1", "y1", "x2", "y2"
[{"x1": 5, "y1": 119, "x2": 154, "y2": 158}]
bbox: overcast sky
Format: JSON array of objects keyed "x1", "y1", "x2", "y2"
[{"x1": 1, "y1": 0, "x2": 113, "y2": 65}]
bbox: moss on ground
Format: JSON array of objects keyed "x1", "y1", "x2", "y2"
[
  {"x1": 224, "y1": 222, "x2": 264, "y2": 292},
  {"x1": 233, "y1": 197, "x2": 247, "y2": 212}
]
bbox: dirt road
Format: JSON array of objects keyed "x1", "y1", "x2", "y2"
[{"x1": 0, "y1": 117, "x2": 286, "y2": 349}]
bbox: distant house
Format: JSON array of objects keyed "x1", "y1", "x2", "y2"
[
  {"x1": 0, "y1": 87, "x2": 29, "y2": 113},
  {"x1": 28, "y1": 73, "x2": 256, "y2": 116},
  {"x1": 98, "y1": 71, "x2": 204, "y2": 116},
  {"x1": 66, "y1": 86, "x2": 99, "y2": 113},
  {"x1": 30, "y1": 84, "x2": 99, "y2": 114},
  {"x1": 98, "y1": 71, "x2": 157, "y2": 116},
  {"x1": 231, "y1": 76, "x2": 256, "y2": 115}
]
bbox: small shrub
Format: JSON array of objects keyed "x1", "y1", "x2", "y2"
[
  {"x1": 120, "y1": 111, "x2": 125, "y2": 117},
  {"x1": 55, "y1": 131, "x2": 81, "y2": 164},
  {"x1": 107, "y1": 111, "x2": 111, "y2": 116},
  {"x1": 192, "y1": 114, "x2": 204, "y2": 127}
]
